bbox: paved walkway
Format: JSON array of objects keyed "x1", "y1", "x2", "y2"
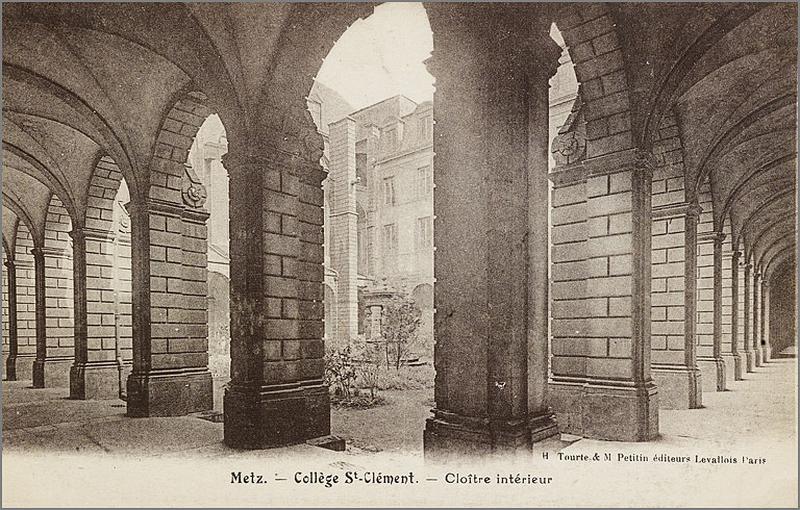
[{"x1": 2, "y1": 355, "x2": 796, "y2": 507}]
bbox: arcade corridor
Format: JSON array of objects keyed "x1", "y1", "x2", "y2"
[{"x1": 1, "y1": 2, "x2": 797, "y2": 459}]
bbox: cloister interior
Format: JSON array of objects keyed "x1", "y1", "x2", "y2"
[{"x1": 1, "y1": 2, "x2": 797, "y2": 459}]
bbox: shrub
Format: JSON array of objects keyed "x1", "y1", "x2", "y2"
[
  {"x1": 381, "y1": 294, "x2": 423, "y2": 370},
  {"x1": 324, "y1": 346, "x2": 357, "y2": 398}
]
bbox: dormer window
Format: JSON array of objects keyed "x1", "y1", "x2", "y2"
[{"x1": 382, "y1": 129, "x2": 398, "y2": 152}]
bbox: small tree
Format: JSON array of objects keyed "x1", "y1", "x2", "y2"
[
  {"x1": 355, "y1": 340, "x2": 383, "y2": 399},
  {"x1": 324, "y1": 346, "x2": 357, "y2": 398},
  {"x1": 380, "y1": 294, "x2": 422, "y2": 370}
]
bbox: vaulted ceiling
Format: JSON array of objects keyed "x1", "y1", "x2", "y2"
[
  {"x1": 612, "y1": 2, "x2": 796, "y2": 275},
  {"x1": 2, "y1": 2, "x2": 796, "y2": 277}
]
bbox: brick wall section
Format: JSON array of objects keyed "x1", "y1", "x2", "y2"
[
  {"x1": 651, "y1": 212, "x2": 689, "y2": 365},
  {"x1": 2, "y1": 254, "x2": 9, "y2": 357},
  {"x1": 720, "y1": 226, "x2": 735, "y2": 358},
  {"x1": 751, "y1": 267, "x2": 761, "y2": 365},
  {"x1": 650, "y1": 115, "x2": 691, "y2": 368},
  {"x1": 730, "y1": 247, "x2": 743, "y2": 377},
  {"x1": 126, "y1": 95, "x2": 212, "y2": 416},
  {"x1": 696, "y1": 190, "x2": 715, "y2": 360},
  {"x1": 43, "y1": 195, "x2": 74, "y2": 362},
  {"x1": 148, "y1": 98, "x2": 210, "y2": 373},
  {"x1": 650, "y1": 116, "x2": 686, "y2": 210},
  {"x1": 88, "y1": 157, "x2": 134, "y2": 362},
  {"x1": 83, "y1": 230, "x2": 133, "y2": 364},
  {"x1": 328, "y1": 117, "x2": 359, "y2": 345},
  {"x1": 550, "y1": 173, "x2": 588, "y2": 383},
  {"x1": 556, "y1": 4, "x2": 635, "y2": 159},
  {"x1": 14, "y1": 225, "x2": 37, "y2": 372},
  {"x1": 298, "y1": 165, "x2": 327, "y2": 386},
  {"x1": 86, "y1": 157, "x2": 122, "y2": 232},
  {"x1": 583, "y1": 170, "x2": 637, "y2": 381}
]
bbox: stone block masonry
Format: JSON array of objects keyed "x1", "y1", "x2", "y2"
[
  {"x1": 648, "y1": 117, "x2": 702, "y2": 409},
  {"x1": 696, "y1": 189, "x2": 725, "y2": 391},
  {"x1": 548, "y1": 149, "x2": 658, "y2": 441},
  {"x1": 10, "y1": 226, "x2": 37, "y2": 380},
  {"x1": 126, "y1": 97, "x2": 213, "y2": 417},
  {"x1": 33, "y1": 196, "x2": 74, "y2": 389}
]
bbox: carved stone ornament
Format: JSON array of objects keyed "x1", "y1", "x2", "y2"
[
  {"x1": 262, "y1": 101, "x2": 325, "y2": 164},
  {"x1": 552, "y1": 131, "x2": 586, "y2": 167},
  {"x1": 182, "y1": 163, "x2": 207, "y2": 208},
  {"x1": 551, "y1": 92, "x2": 586, "y2": 167}
]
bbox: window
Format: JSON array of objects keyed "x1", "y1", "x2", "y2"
[
  {"x1": 357, "y1": 229, "x2": 366, "y2": 273},
  {"x1": 418, "y1": 115, "x2": 432, "y2": 141},
  {"x1": 382, "y1": 224, "x2": 398, "y2": 256},
  {"x1": 383, "y1": 177, "x2": 396, "y2": 206},
  {"x1": 416, "y1": 216, "x2": 433, "y2": 251},
  {"x1": 366, "y1": 227, "x2": 375, "y2": 275},
  {"x1": 356, "y1": 153, "x2": 368, "y2": 186},
  {"x1": 416, "y1": 166, "x2": 432, "y2": 199},
  {"x1": 382, "y1": 129, "x2": 397, "y2": 152}
]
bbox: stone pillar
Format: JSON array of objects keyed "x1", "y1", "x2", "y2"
[
  {"x1": 729, "y1": 250, "x2": 744, "y2": 380},
  {"x1": 580, "y1": 150, "x2": 658, "y2": 440},
  {"x1": 4, "y1": 257, "x2": 19, "y2": 380},
  {"x1": 423, "y1": 9, "x2": 560, "y2": 457},
  {"x1": 696, "y1": 231, "x2": 724, "y2": 390},
  {"x1": 548, "y1": 165, "x2": 589, "y2": 433},
  {"x1": 719, "y1": 232, "x2": 739, "y2": 381},
  {"x1": 650, "y1": 203, "x2": 702, "y2": 408},
  {"x1": 125, "y1": 198, "x2": 213, "y2": 416},
  {"x1": 710, "y1": 233, "x2": 726, "y2": 389},
  {"x1": 32, "y1": 247, "x2": 73, "y2": 387},
  {"x1": 761, "y1": 280, "x2": 770, "y2": 361},
  {"x1": 742, "y1": 261, "x2": 754, "y2": 372},
  {"x1": 69, "y1": 228, "x2": 127, "y2": 399},
  {"x1": 328, "y1": 117, "x2": 359, "y2": 346},
  {"x1": 752, "y1": 268, "x2": 762, "y2": 367},
  {"x1": 222, "y1": 142, "x2": 329, "y2": 449}
]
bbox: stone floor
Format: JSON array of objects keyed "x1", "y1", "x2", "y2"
[{"x1": 2, "y1": 353, "x2": 796, "y2": 507}]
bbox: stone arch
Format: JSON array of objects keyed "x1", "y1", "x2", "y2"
[
  {"x1": 552, "y1": 3, "x2": 637, "y2": 158},
  {"x1": 84, "y1": 156, "x2": 127, "y2": 234},
  {"x1": 411, "y1": 282, "x2": 433, "y2": 310},
  {"x1": 77, "y1": 155, "x2": 135, "y2": 394},
  {"x1": 36, "y1": 193, "x2": 75, "y2": 388},
  {"x1": 149, "y1": 91, "x2": 213, "y2": 205}
]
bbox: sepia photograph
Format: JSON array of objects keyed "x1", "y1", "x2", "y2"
[{"x1": 0, "y1": 1, "x2": 797, "y2": 507}]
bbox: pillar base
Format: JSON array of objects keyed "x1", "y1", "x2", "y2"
[
  {"x1": 32, "y1": 357, "x2": 72, "y2": 388},
  {"x1": 721, "y1": 354, "x2": 743, "y2": 381},
  {"x1": 4, "y1": 354, "x2": 16, "y2": 381},
  {"x1": 70, "y1": 361, "x2": 130, "y2": 400},
  {"x1": 547, "y1": 380, "x2": 584, "y2": 435},
  {"x1": 763, "y1": 344, "x2": 772, "y2": 362},
  {"x1": 12, "y1": 355, "x2": 35, "y2": 381},
  {"x1": 423, "y1": 408, "x2": 558, "y2": 460},
  {"x1": 223, "y1": 383, "x2": 330, "y2": 449},
  {"x1": 582, "y1": 381, "x2": 659, "y2": 441},
  {"x1": 744, "y1": 349, "x2": 755, "y2": 373},
  {"x1": 548, "y1": 379, "x2": 658, "y2": 441},
  {"x1": 697, "y1": 357, "x2": 726, "y2": 391},
  {"x1": 754, "y1": 347, "x2": 763, "y2": 367},
  {"x1": 126, "y1": 368, "x2": 213, "y2": 417},
  {"x1": 652, "y1": 365, "x2": 702, "y2": 409}
]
